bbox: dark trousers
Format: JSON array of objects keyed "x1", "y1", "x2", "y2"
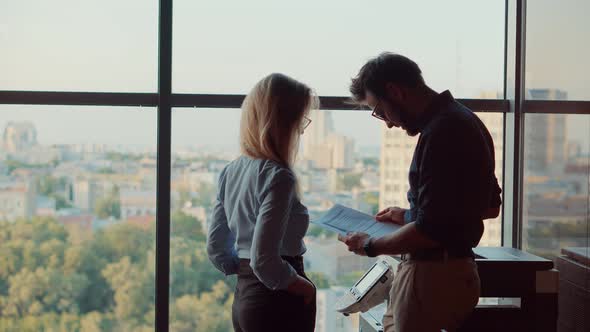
[{"x1": 232, "y1": 256, "x2": 316, "y2": 332}]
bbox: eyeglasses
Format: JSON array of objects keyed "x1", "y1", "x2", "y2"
[
  {"x1": 370, "y1": 102, "x2": 386, "y2": 121},
  {"x1": 301, "y1": 116, "x2": 312, "y2": 131}
]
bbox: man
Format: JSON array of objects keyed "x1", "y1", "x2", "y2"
[{"x1": 339, "y1": 53, "x2": 502, "y2": 332}]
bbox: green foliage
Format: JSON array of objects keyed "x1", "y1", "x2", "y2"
[
  {"x1": 339, "y1": 172, "x2": 362, "y2": 191},
  {"x1": 362, "y1": 157, "x2": 379, "y2": 167},
  {"x1": 94, "y1": 186, "x2": 121, "y2": 219},
  {"x1": 306, "y1": 224, "x2": 337, "y2": 239},
  {"x1": 4, "y1": 160, "x2": 48, "y2": 174},
  {"x1": 169, "y1": 281, "x2": 233, "y2": 332},
  {"x1": 53, "y1": 195, "x2": 72, "y2": 210},
  {"x1": 37, "y1": 175, "x2": 72, "y2": 210},
  {"x1": 527, "y1": 221, "x2": 587, "y2": 238},
  {"x1": 306, "y1": 272, "x2": 331, "y2": 289},
  {"x1": 336, "y1": 271, "x2": 366, "y2": 287},
  {"x1": 104, "y1": 152, "x2": 143, "y2": 162},
  {"x1": 102, "y1": 257, "x2": 154, "y2": 324},
  {"x1": 95, "y1": 167, "x2": 115, "y2": 174},
  {"x1": 171, "y1": 210, "x2": 206, "y2": 242},
  {"x1": 193, "y1": 182, "x2": 216, "y2": 209},
  {"x1": 91, "y1": 223, "x2": 152, "y2": 264},
  {"x1": 0, "y1": 213, "x2": 233, "y2": 330},
  {"x1": 362, "y1": 192, "x2": 380, "y2": 215}
]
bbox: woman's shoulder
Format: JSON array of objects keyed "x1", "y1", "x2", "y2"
[
  {"x1": 224, "y1": 156, "x2": 294, "y2": 182},
  {"x1": 258, "y1": 161, "x2": 295, "y2": 188}
]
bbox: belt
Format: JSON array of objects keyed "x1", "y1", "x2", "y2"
[
  {"x1": 402, "y1": 248, "x2": 474, "y2": 261},
  {"x1": 238, "y1": 256, "x2": 304, "y2": 276}
]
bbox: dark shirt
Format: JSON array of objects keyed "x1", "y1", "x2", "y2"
[{"x1": 404, "y1": 91, "x2": 502, "y2": 251}]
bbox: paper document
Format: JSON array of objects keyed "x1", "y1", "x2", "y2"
[{"x1": 312, "y1": 204, "x2": 401, "y2": 238}]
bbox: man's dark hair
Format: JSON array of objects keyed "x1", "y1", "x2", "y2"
[{"x1": 350, "y1": 52, "x2": 425, "y2": 102}]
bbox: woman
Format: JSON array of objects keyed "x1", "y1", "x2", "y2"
[{"x1": 207, "y1": 73, "x2": 318, "y2": 332}]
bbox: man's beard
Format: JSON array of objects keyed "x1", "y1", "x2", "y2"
[{"x1": 386, "y1": 98, "x2": 420, "y2": 137}]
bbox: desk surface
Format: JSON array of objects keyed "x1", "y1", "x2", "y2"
[{"x1": 473, "y1": 247, "x2": 554, "y2": 271}]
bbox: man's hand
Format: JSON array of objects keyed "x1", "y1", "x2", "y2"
[
  {"x1": 375, "y1": 207, "x2": 407, "y2": 225},
  {"x1": 338, "y1": 232, "x2": 370, "y2": 256}
]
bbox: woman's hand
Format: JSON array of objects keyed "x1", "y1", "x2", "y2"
[{"x1": 287, "y1": 275, "x2": 316, "y2": 304}]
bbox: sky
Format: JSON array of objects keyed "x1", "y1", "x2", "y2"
[{"x1": 0, "y1": 0, "x2": 588, "y2": 150}]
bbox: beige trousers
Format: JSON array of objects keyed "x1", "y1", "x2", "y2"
[{"x1": 382, "y1": 258, "x2": 480, "y2": 332}]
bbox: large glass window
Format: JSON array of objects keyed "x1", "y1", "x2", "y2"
[
  {"x1": 522, "y1": 0, "x2": 590, "y2": 264},
  {"x1": 522, "y1": 114, "x2": 589, "y2": 261},
  {"x1": 0, "y1": 1, "x2": 158, "y2": 92},
  {"x1": 172, "y1": 0, "x2": 504, "y2": 98},
  {"x1": 1, "y1": 1, "x2": 512, "y2": 331},
  {"x1": 169, "y1": 107, "x2": 505, "y2": 330},
  {"x1": 0, "y1": 105, "x2": 156, "y2": 331},
  {"x1": 526, "y1": 0, "x2": 590, "y2": 100},
  {"x1": 169, "y1": 108, "x2": 240, "y2": 332}
]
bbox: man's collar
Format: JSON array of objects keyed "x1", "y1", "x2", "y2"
[{"x1": 414, "y1": 90, "x2": 454, "y2": 133}]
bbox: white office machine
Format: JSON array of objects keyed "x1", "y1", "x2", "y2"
[{"x1": 335, "y1": 258, "x2": 394, "y2": 315}]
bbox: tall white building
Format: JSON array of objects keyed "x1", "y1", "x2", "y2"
[
  {"x1": 0, "y1": 180, "x2": 37, "y2": 222},
  {"x1": 73, "y1": 179, "x2": 99, "y2": 212},
  {"x1": 378, "y1": 128, "x2": 417, "y2": 210},
  {"x1": 303, "y1": 110, "x2": 355, "y2": 170},
  {"x1": 2, "y1": 121, "x2": 38, "y2": 153},
  {"x1": 328, "y1": 134, "x2": 355, "y2": 170},
  {"x1": 378, "y1": 93, "x2": 504, "y2": 246},
  {"x1": 304, "y1": 109, "x2": 334, "y2": 154},
  {"x1": 315, "y1": 287, "x2": 358, "y2": 332},
  {"x1": 120, "y1": 189, "x2": 156, "y2": 219},
  {"x1": 524, "y1": 89, "x2": 568, "y2": 174}
]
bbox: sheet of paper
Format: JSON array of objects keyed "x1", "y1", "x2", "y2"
[{"x1": 312, "y1": 204, "x2": 401, "y2": 238}]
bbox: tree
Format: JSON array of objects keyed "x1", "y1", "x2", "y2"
[
  {"x1": 0, "y1": 243, "x2": 23, "y2": 294},
  {"x1": 94, "y1": 186, "x2": 121, "y2": 219},
  {"x1": 177, "y1": 188, "x2": 192, "y2": 208},
  {"x1": 169, "y1": 281, "x2": 233, "y2": 332},
  {"x1": 63, "y1": 246, "x2": 112, "y2": 313},
  {"x1": 362, "y1": 157, "x2": 379, "y2": 167},
  {"x1": 91, "y1": 223, "x2": 152, "y2": 264},
  {"x1": 193, "y1": 182, "x2": 216, "y2": 209},
  {"x1": 54, "y1": 194, "x2": 72, "y2": 210},
  {"x1": 362, "y1": 192, "x2": 380, "y2": 215},
  {"x1": 96, "y1": 167, "x2": 115, "y2": 174},
  {"x1": 0, "y1": 215, "x2": 241, "y2": 330},
  {"x1": 80, "y1": 312, "x2": 115, "y2": 332},
  {"x1": 168, "y1": 237, "x2": 230, "y2": 299},
  {"x1": 38, "y1": 175, "x2": 58, "y2": 196},
  {"x1": 340, "y1": 173, "x2": 362, "y2": 191},
  {"x1": 171, "y1": 210, "x2": 206, "y2": 242},
  {"x1": 4, "y1": 160, "x2": 48, "y2": 174},
  {"x1": 102, "y1": 257, "x2": 154, "y2": 326},
  {"x1": 37, "y1": 176, "x2": 71, "y2": 209},
  {"x1": 337, "y1": 271, "x2": 366, "y2": 287},
  {"x1": 3, "y1": 267, "x2": 88, "y2": 317}
]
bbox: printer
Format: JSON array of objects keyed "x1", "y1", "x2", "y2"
[{"x1": 334, "y1": 257, "x2": 395, "y2": 315}]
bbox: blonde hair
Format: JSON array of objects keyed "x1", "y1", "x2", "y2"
[{"x1": 240, "y1": 73, "x2": 319, "y2": 169}]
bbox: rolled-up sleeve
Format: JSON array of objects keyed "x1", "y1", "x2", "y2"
[
  {"x1": 207, "y1": 168, "x2": 239, "y2": 275},
  {"x1": 249, "y1": 169, "x2": 298, "y2": 290},
  {"x1": 404, "y1": 190, "x2": 417, "y2": 223}
]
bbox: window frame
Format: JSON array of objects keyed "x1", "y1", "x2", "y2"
[{"x1": 1, "y1": 1, "x2": 589, "y2": 331}]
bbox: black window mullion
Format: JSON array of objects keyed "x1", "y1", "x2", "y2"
[{"x1": 155, "y1": 0, "x2": 173, "y2": 331}]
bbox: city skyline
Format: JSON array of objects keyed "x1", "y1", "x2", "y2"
[{"x1": 1, "y1": 96, "x2": 588, "y2": 155}]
